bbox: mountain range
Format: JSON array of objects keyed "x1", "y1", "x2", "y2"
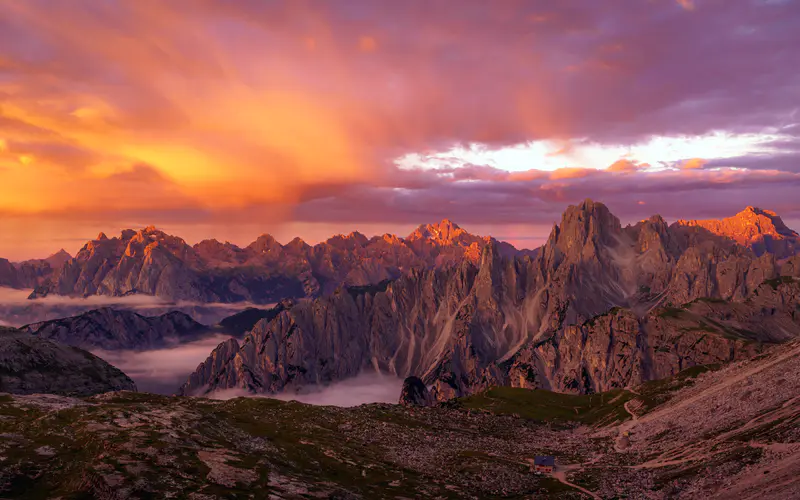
[
  {"x1": 2, "y1": 206, "x2": 798, "y2": 307},
  {"x1": 2, "y1": 200, "x2": 800, "y2": 403},
  {"x1": 178, "y1": 200, "x2": 800, "y2": 399},
  {"x1": 3, "y1": 221, "x2": 525, "y2": 304}
]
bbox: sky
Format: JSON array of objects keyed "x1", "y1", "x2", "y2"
[{"x1": 1, "y1": 0, "x2": 799, "y2": 259}]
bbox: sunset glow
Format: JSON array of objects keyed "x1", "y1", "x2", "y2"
[{"x1": 1, "y1": 0, "x2": 799, "y2": 258}]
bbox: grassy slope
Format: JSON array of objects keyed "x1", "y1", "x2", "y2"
[{"x1": 457, "y1": 387, "x2": 635, "y2": 426}]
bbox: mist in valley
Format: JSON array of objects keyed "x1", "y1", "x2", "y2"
[
  {"x1": 0, "y1": 286, "x2": 267, "y2": 327},
  {"x1": 207, "y1": 373, "x2": 405, "y2": 407},
  {"x1": 92, "y1": 334, "x2": 234, "y2": 394}
]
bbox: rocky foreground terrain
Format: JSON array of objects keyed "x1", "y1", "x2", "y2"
[
  {"x1": 1, "y1": 340, "x2": 798, "y2": 499},
  {"x1": 179, "y1": 201, "x2": 800, "y2": 400},
  {"x1": 0, "y1": 327, "x2": 136, "y2": 396}
]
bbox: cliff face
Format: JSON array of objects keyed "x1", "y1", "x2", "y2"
[
  {"x1": 0, "y1": 327, "x2": 136, "y2": 396},
  {"x1": 178, "y1": 200, "x2": 800, "y2": 399},
  {"x1": 22, "y1": 308, "x2": 207, "y2": 351},
  {"x1": 0, "y1": 249, "x2": 71, "y2": 289},
  {"x1": 675, "y1": 206, "x2": 800, "y2": 258},
  {"x1": 27, "y1": 222, "x2": 520, "y2": 303}
]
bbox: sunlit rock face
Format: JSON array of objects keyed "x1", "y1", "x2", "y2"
[
  {"x1": 26, "y1": 222, "x2": 525, "y2": 304},
  {"x1": 178, "y1": 200, "x2": 800, "y2": 401},
  {"x1": 676, "y1": 206, "x2": 800, "y2": 258}
]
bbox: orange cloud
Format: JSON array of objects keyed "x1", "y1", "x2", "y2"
[
  {"x1": 676, "y1": 0, "x2": 695, "y2": 11},
  {"x1": 607, "y1": 159, "x2": 642, "y2": 172},
  {"x1": 0, "y1": 0, "x2": 798, "y2": 260},
  {"x1": 680, "y1": 158, "x2": 708, "y2": 170},
  {"x1": 549, "y1": 167, "x2": 595, "y2": 179}
]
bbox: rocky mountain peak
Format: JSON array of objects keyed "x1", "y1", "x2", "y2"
[
  {"x1": 326, "y1": 231, "x2": 369, "y2": 249},
  {"x1": 96, "y1": 232, "x2": 108, "y2": 241},
  {"x1": 544, "y1": 199, "x2": 621, "y2": 261},
  {"x1": 676, "y1": 206, "x2": 799, "y2": 257},
  {"x1": 408, "y1": 219, "x2": 474, "y2": 246},
  {"x1": 246, "y1": 234, "x2": 282, "y2": 254},
  {"x1": 285, "y1": 237, "x2": 309, "y2": 251},
  {"x1": 44, "y1": 249, "x2": 72, "y2": 268},
  {"x1": 378, "y1": 233, "x2": 403, "y2": 245}
]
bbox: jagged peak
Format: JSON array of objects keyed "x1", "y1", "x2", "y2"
[
  {"x1": 679, "y1": 206, "x2": 798, "y2": 238},
  {"x1": 379, "y1": 233, "x2": 403, "y2": 245},
  {"x1": 44, "y1": 249, "x2": 72, "y2": 267},
  {"x1": 249, "y1": 233, "x2": 280, "y2": 245},
  {"x1": 554, "y1": 199, "x2": 621, "y2": 242},
  {"x1": 286, "y1": 236, "x2": 309, "y2": 249},
  {"x1": 740, "y1": 206, "x2": 776, "y2": 217},
  {"x1": 96, "y1": 232, "x2": 108, "y2": 241},
  {"x1": 407, "y1": 218, "x2": 472, "y2": 244},
  {"x1": 327, "y1": 231, "x2": 368, "y2": 243},
  {"x1": 196, "y1": 238, "x2": 242, "y2": 252}
]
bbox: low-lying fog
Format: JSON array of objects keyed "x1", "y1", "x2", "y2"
[
  {"x1": 90, "y1": 334, "x2": 233, "y2": 394},
  {"x1": 0, "y1": 286, "x2": 266, "y2": 326},
  {"x1": 99, "y1": 339, "x2": 404, "y2": 406},
  {"x1": 208, "y1": 373, "x2": 405, "y2": 407},
  {"x1": 1, "y1": 286, "x2": 405, "y2": 406}
]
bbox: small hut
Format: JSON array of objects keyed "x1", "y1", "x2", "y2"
[{"x1": 533, "y1": 456, "x2": 555, "y2": 474}]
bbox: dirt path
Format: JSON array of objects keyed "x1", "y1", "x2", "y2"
[
  {"x1": 623, "y1": 400, "x2": 638, "y2": 421},
  {"x1": 523, "y1": 460, "x2": 600, "y2": 499},
  {"x1": 551, "y1": 464, "x2": 601, "y2": 500}
]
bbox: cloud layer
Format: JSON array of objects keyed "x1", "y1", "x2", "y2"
[
  {"x1": 93, "y1": 335, "x2": 236, "y2": 395},
  {"x1": 208, "y1": 373, "x2": 404, "y2": 407},
  {"x1": 1, "y1": 0, "x2": 799, "y2": 257}
]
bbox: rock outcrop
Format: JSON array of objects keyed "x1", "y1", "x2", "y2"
[
  {"x1": 26, "y1": 222, "x2": 523, "y2": 303},
  {"x1": 0, "y1": 327, "x2": 136, "y2": 395},
  {"x1": 217, "y1": 300, "x2": 294, "y2": 337},
  {"x1": 399, "y1": 376, "x2": 434, "y2": 406},
  {"x1": 0, "y1": 250, "x2": 72, "y2": 289},
  {"x1": 178, "y1": 200, "x2": 800, "y2": 400},
  {"x1": 676, "y1": 206, "x2": 800, "y2": 258},
  {"x1": 22, "y1": 308, "x2": 207, "y2": 351}
]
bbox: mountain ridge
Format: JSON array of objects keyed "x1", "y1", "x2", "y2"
[
  {"x1": 2, "y1": 205, "x2": 796, "y2": 304},
  {"x1": 18, "y1": 220, "x2": 530, "y2": 303},
  {"x1": 177, "y1": 200, "x2": 800, "y2": 400},
  {"x1": 21, "y1": 308, "x2": 208, "y2": 351}
]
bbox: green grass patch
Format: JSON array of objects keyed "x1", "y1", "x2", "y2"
[
  {"x1": 657, "y1": 307, "x2": 685, "y2": 318},
  {"x1": 637, "y1": 363, "x2": 721, "y2": 412},
  {"x1": 763, "y1": 276, "x2": 796, "y2": 290},
  {"x1": 457, "y1": 387, "x2": 635, "y2": 426}
]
